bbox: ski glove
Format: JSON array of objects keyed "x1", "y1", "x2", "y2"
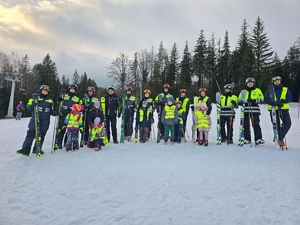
[
  {"x1": 190, "y1": 105, "x2": 195, "y2": 111},
  {"x1": 117, "y1": 112, "x2": 121, "y2": 118},
  {"x1": 230, "y1": 100, "x2": 237, "y2": 107},
  {"x1": 58, "y1": 97, "x2": 63, "y2": 102},
  {"x1": 247, "y1": 98, "x2": 258, "y2": 104},
  {"x1": 274, "y1": 100, "x2": 284, "y2": 107}
]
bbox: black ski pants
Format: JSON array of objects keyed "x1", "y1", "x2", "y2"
[
  {"x1": 244, "y1": 113, "x2": 262, "y2": 142},
  {"x1": 88, "y1": 139, "x2": 104, "y2": 148},
  {"x1": 269, "y1": 109, "x2": 291, "y2": 141},
  {"x1": 66, "y1": 130, "x2": 79, "y2": 151},
  {"x1": 220, "y1": 116, "x2": 234, "y2": 141},
  {"x1": 57, "y1": 113, "x2": 68, "y2": 146},
  {"x1": 124, "y1": 112, "x2": 134, "y2": 137},
  {"x1": 106, "y1": 114, "x2": 117, "y2": 142},
  {"x1": 21, "y1": 117, "x2": 49, "y2": 155}
]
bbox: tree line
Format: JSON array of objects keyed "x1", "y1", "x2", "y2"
[
  {"x1": 107, "y1": 17, "x2": 300, "y2": 102},
  {"x1": 0, "y1": 53, "x2": 105, "y2": 118}
]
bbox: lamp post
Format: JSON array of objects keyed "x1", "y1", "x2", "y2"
[{"x1": 5, "y1": 72, "x2": 23, "y2": 118}]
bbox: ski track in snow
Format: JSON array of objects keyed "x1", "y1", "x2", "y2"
[{"x1": 0, "y1": 103, "x2": 300, "y2": 225}]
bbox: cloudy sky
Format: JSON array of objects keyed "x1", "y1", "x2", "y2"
[{"x1": 0, "y1": 0, "x2": 299, "y2": 88}]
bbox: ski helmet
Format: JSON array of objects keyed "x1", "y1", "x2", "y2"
[
  {"x1": 144, "y1": 89, "x2": 151, "y2": 94},
  {"x1": 179, "y1": 89, "x2": 186, "y2": 93},
  {"x1": 224, "y1": 84, "x2": 233, "y2": 90},
  {"x1": 69, "y1": 84, "x2": 78, "y2": 92},
  {"x1": 40, "y1": 85, "x2": 50, "y2": 92},
  {"x1": 199, "y1": 87, "x2": 207, "y2": 93},
  {"x1": 272, "y1": 76, "x2": 282, "y2": 83},
  {"x1": 245, "y1": 77, "x2": 255, "y2": 84},
  {"x1": 163, "y1": 83, "x2": 170, "y2": 89},
  {"x1": 87, "y1": 86, "x2": 95, "y2": 92}
]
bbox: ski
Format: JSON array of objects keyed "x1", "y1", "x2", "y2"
[
  {"x1": 216, "y1": 92, "x2": 221, "y2": 145},
  {"x1": 134, "y1": 120, "x2": 138, "y2": 143},
  {"x1": 80, "y1": 94, "x2": 88, "y2": 147},
  {"x1": 268, "y1": 85, "x2": 282, "y2": 150},
  {"x1": 238, "y1": 90, "x2": 246, "y2": 147},
  {"x1": 53, "y1": 89, "x2": 66, "y2": 152},
  {"x1": 33, "y1": 93, "x2": 42, "y2": 158},
  {"x1": 120, "y1": 94, "x2": 125, "y2": 143},
  {"x1": 156, "y1": 97, "x2": 163, "y2": 143},
  {"x1": 191, "y1": 96, "x2": 197, "y2": 143}
]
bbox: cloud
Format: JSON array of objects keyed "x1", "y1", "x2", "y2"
[{"x1": 0, "y1": 0, "x2": 299, "y2": 89}]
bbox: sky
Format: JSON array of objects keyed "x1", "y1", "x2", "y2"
[{"x1": 0, "y1": 0, "x2": 299, "y2": 88}]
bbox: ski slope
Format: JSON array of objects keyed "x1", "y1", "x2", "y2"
[{"x1": 1, "y1": 103, "x2": 300, "y2": 225}]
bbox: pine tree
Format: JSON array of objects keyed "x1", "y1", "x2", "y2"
[
  {"x1": 168, "y1": 42, "x2": 180, "y2": 93},
  {"x1": 178, "y1": 41, "x2": 192, "y2": 93},
  {"x1": 72, "y1": 70, "x2": 80, "y2": 85},
  {"x1": 193, "y1": 30, "x2": 207, "y2": 87},
  {"x1": 206, "y1": 34, "x2": 217, "y2": 98},
  {"x1": 218, "y1": 30, "x2": 231, "y2": 86},
  {"x1": 250, "y1": 16, "x2": 274, "y2": 89}
]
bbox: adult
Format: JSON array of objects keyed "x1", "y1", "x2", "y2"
[
  {"x1": 16, "y1": 85, "x2": 56, "y2": 156},
  {"x1": 82, "y1": 86, "x2": 99, "y2": 145},
  {"x1": 155, "y1": 84, "x2": 173, "y2": 139},
  {"x1": 264, "y1": 76, "x2": 292, "y2": 147},
  {"x1": 124, "y1": 87, "x2": 137, "y2": 140},
  {"x1": 238, "y1": 77, "x2": 264, "y2": 145},
  {"x1": 220, "y1": 84, "x2": 238, "y2": 144},
  {"x1": 55, "y1": 84, "x2": 81, "y2": 149},
  {"x1": 104, "y1": 85, "x2": 121, "y2": 144}
]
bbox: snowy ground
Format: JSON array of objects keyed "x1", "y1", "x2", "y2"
[{"x1": 1, "y1": 103, "x2": 300, "y2": 225}]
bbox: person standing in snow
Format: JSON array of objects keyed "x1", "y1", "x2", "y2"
[
  {"x1": 136, "y1": 101, "x2": 152, "y2": 143},
  {"x1": 124, "y1": 87, "x2": 137, "y2": 141},
  {"x1": 63, "y1": 104, "x2": 84, "y2": 152},
  {"x1": 194, "y1": 102, "x2": 211, "y2": 146},
  {"x1": 264, "y1": 76, "x2": 292, "y2": 147},
  {"x1": 174, "y1": 100, "x2": 186, "y2": 143},
  {"x1": 238, "y1": 77, "x2": 265, "y2": 145},
  {"x1": 161, "y1": 97, "x2": 178, "y2": 144},
  {"x1": 220, "y1": 84, "x2": 238, "y2": 144},
  {"x1": 175, "y1": 89, "x2": 190, "y2": 135},
  {"x1": 15, "y1": 100, "x2": 24, "y2": 120},
  {"x1": 16, "y1": 85, "x2": 56, "y2": 156}
]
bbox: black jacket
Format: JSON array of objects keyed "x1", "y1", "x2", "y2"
[
  {"x1": 105, "y1": 93, "x2": 121, "y2": 116},
  {"x1": 88, "y1": 108, "x2": 104, "y2": 125}
]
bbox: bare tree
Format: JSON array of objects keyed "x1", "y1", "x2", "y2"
[{"x1": 107, "y1": 52, "x2": 131, "y2": 92}]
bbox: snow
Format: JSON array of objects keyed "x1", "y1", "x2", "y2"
[{"x1": 1, "y1": 103, "x2": 300, "y2": 225}]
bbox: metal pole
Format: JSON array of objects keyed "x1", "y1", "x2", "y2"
[{"x1": 6, "y1": 80, "x2": 16, "y2": 117}]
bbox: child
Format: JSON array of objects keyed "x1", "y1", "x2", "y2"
[
  {"x1": 88, "y1": 101, "x2": 104, "y2": 126},
  {"x1": 194, "y1": 103, "x2": 211, "y2": 146},
  {"x1": 64, "y1": 104, "x2": 84, "y2": 152},
  {"x1": 16, "y1": 100, "x2": 24, "y2": 120},
  {"x1": 174, "y1": 101, "x2": 186, "y2": 143},
  {"x1": 87, "y1": 117, "x2": 106, "y2": 151},
  {"x1": 136, "y1": 101, "x2": 152, "y2": 143},
  {"x1": 161, "y1": 97, "x2": 178, "y2": 144}
]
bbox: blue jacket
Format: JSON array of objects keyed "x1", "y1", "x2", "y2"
[{"x1": 264, "y1": 84, "x2": 292, "y2": 106}]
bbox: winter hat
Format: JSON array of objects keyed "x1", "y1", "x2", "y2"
[
  {"x1": 199, "y1": 103, "x2": 207, "y2": 111},
  {"x1": 94, "y1": 117, "x2": 101, "y2": 123},
  {"x1": 94, "y1": 101, "x2": 100, "y2": 107},
  {"x1": 196, "y1": 103, "x2": 201, "y2": 111},
  {"x1": 176, "y1": 101, "x2": 182, "y2": 105},
  {"x1": 72, "y1": 104, "x2": 84, "y2": 112},
  {"x1": 167, "y1": 97, "x2": 173, "y2": 103},
  {"x1": 107, "y1": 85, "x2": 115, "y2": 91},
  {"x1": 142, "y1": 101, "x2": 147, "y2": 105}
]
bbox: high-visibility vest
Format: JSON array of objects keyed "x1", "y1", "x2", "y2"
[
  {"x1": 194, "y1": 96, "x2": 209, "y2": 104},
  {"x1": 90, "y1": 126, "x2": 105, "y2": 142},
  {"x1": 194, "y1": 111, "x2": 210, "y2": 129},
  {"x1": 65, "y1": 113, "x2": 82, "y2": 129},
  {"x1": 139, "y1": 108, "x2": 151, "y2": 122},
  {"x1": 164, "y1": 105, "x2": 176, "y2": 119},
  {"x1": 100, "y1": 97, "x2": 106, "y2": 115},
  {"x1": 178, "y1": 108, "x2": 184, "y2": 125},
  {"x1": 267, "y1": 87, "x2": 290, "y2": 110},
  {"x1": 175, "y1": 97, "x2": 189, "y2": 113}
]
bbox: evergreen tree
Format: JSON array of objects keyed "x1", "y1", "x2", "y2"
[
  {"x1": 61, "y1": 75, "x2": 69, "y2": 90},
  {"x1": 72, "y1": 70, "x2": 80, "y2": 85},
  {"x1": 250, "y1": 16, "x2": 274, "y2": 90},
  {"x1": 178, "y1": 41, "x2": 192, "y2": 93},
  {"x1": 193, "y1": 30, "x2": 207, "y2": 88},
  {"x1": 206, "y1": 34, "x2": 217, "y2": 97},
  {"x1": 168, "y1": 42, "x2": 180, "y2": 93},
  {"x1": 218, "y1": 30, "x2": 231, "y2": 86}
]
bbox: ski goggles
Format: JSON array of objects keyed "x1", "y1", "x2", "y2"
[
  {"x1": 180, "y1": 89, "x2": 186, "y2": 93},
  {"x1": 144, "y1": 89, "x2": 151, "y2": 94},
  {"x1": 199, "y1": 88, "x2": 206, "y2": 92},
  {"x1": 272, "y1": 76, "x2": 282, "y2": 81}
]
